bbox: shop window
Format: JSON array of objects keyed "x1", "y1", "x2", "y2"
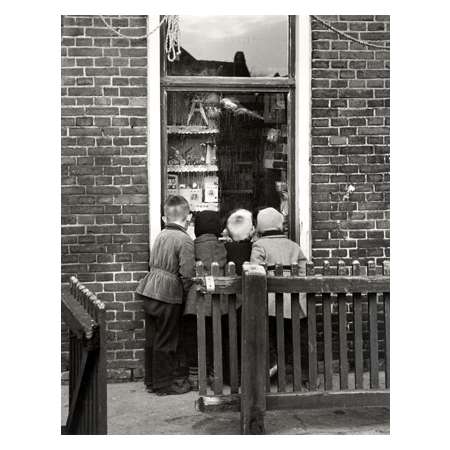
[{"x1": 161, "y1": 16, "x2": 296, "y2": 238}]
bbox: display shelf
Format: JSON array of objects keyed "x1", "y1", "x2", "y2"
[
  {"x1": 221, "y1": 189, "x2": 253, "y2": 194},
  {"x1": 191, "y1": 202, "x2": 219, "y2": 212},
  {"x1": 167, "y1": 125, "x2": 219, "y2": 135},
  {"x1": 167, "y1": 164, "x2": 219, "y2": 173}
]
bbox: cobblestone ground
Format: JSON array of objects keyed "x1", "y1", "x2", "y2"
[{"x1": 61, "y1": 382, "x2": 389, "y2": 435}]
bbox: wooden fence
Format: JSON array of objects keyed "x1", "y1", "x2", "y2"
[
  {"x1": 193, "y1": 259, "x2": 390, "y2": 434},
  {"x1": 61, "y1": 276, "x2": 107, "y2": 435}
]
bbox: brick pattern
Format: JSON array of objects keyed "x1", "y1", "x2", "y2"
[
  {"x1": 310, "y1": 15, "x2": 390, "y2": 269},
  {"x1": 61, "y1": 15, "x2": 149, "y2": 380},
  {"x1": 61, "y1": 15, "x2": 390, "y2": 381}
]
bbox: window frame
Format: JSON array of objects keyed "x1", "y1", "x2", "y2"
[
  {"x1": 148, "y1": 15, "x2": 311, "y2": 256},
  {"x1": 160, "y1": 16, "x2": 297, "y2": 239}
]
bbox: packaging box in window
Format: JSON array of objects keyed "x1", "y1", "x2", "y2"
[
  {"x1": 179, "y1": 187, "x2": 203, "y2": 210},
  {"x1": 167, "y1": 174, "x2": 179, "y2": 194},
  {"x1": 204, "y1": 181, "x2": 219, "y2": 203}
]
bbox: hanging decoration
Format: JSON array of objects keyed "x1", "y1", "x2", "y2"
[{"x1": 98, "y1": 15, "x2": 181, "y2": 61}]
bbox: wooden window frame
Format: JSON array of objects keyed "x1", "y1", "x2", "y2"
[{"x1": 148, "y1": 15, "x2": 311, "y2": 257}]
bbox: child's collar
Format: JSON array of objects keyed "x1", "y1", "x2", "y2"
[
  {"x1": 260, "y1": 229, "x2": 285, "y2": 238},
  {"x1": 165, "y1": 222, "x2": 188, "y2": 234},
  {"x1": 195, "y1": 233, "x2": 219, "y2": 242}
]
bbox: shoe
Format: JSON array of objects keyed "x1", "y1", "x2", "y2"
[{"x1": 155, "y1": 379, "x2": 191, "y2": 396}]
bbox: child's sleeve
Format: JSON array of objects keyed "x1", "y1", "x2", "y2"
[
  {"x1": 179, "y1": 239, "x2": 196, "y2": 292},
  {"x1": 250, "y1": 242, "x2": 266, "y2": 265}
]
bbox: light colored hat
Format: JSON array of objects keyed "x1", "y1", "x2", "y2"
[
  {"x1": 226, "y1": 209, "x2": 253, "y2": 242},
  {"x1": 256, "y1": 207, "x2": 284, "y2": 233}
]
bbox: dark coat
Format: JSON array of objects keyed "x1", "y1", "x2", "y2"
[
  {"x1": 225, "y1": 240, "x2": 252, "y2": 275},
  {"x1": 184, "y1": 234, "x2": 228, "y2": 316},
  {"x1": 136, "y1": 223, "x2": 195, "y2": 304}
]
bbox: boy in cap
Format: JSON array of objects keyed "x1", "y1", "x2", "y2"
[
  {"x1": 136, "y1": 195, "x2": 195, "y2": 395},
  {"x1": 251, "y1": 207, "x2": 309, "y2": 382},
  {"x1": 183, "y1": 210, "x2": 227, "y2": 388},
  {"x1": 251, "y1": 207, "x2": 307, "y2": 273}
]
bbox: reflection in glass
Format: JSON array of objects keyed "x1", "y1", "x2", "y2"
[
  {"x1": 166, "y1": 91, "x2": 289, "y2": 234},
  {"x1": 167, "y1": 16, "x2": 288, "y2": 77}
]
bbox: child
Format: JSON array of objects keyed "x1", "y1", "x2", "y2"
[
  {"x1": 136, "y1": 195, "x2": 195, "y2": 396},
  {"x1": 184, "y1": 210, "x2": 227, "y2": 315},
  {"x1": 251, "y1": 207, "x2": 307, "y2": 273},
  {"x1": 224, "y1": 209, "x2": 254, "y2": 275},
  {"x1": 250, "y1": 207, "x2": 308, "y2": 381},
  {"x1": 183, "y1": 211, "x2": 227, "y2": 388}
]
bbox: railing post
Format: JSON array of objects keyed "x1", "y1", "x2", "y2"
[{"x1": 240, "y1": 263, "x2": 267, "y2": 435}]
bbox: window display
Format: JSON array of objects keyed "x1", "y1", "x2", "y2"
[{"x1": 165, "y1": 91, "x2": 290, "y2": 234}]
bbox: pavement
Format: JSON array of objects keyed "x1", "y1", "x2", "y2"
[{"x1": 61, "y1": 381, "x2": 389, "y2": 434}]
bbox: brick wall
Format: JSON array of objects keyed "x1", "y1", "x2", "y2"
[
  {"x1": 61, "y1": 15, "x2": 149, "y2": 380},
  {"x1": 61, "y1": 15, "x2": 390, "y2": 381},
  {"x1": 310, "y1": 15, "x2": 390, "y2": 271}
]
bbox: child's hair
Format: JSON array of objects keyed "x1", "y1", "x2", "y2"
[
  {"x1": 226, "y1": 209, "x2": 254, "y2": 241},
  {"x1": 163, "y1": 195, "x2": 190, "y2": 222}
]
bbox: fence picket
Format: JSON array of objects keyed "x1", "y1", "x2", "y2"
[
  {"x1": 228, "y1": 295, "x2": 238, "y2": 394},
  {"x1": 353, "y1": 293, "x2": 363, "y2": 390},
  {"x1": 307, "y1": 293, "x2": 318, "y2": 390},
  {"x1": 274, "y1": 263, "x2": 286, "y2": 392},
  {"x1": 211, "y1": 263, "x2": 223, "y2": 395},
  {"x1": 290, "y1": 263, "x2": 302, "y2": 392},
  {"x1": 368, "y1": 291, "x2": 379, "y2": 389},
  {"x1": 241, "y1": 263, "x2": 267, "y2": 434},
  {"x1": 212, "y1": 295, "x2": 223, "y2": 395},
  {"x1": 258, "y1": 262, "x2": 270, "y2": 393},
  {"x1": 226, "y1": 262, "x2": 239, "y2": 394},
  {"x1": 338, "y1": 293, "x2": 349, "y2": 390},
  {"x1": 197, "y1": 295, "x2": 207, "y2": 396},
  {"x1": 323, "y1": 292, "x2": 333, "y2": 391},
  {"x1": 384, "y1": 292, "x2": 390, "y2": 389}
]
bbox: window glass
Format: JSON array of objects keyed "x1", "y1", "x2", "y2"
[
  {"x1": 167, "y1": 16, "x2": 289, "y2": 77},
  {"x1": 166, "y1": 91, "x2": 290, "y2": 235}
]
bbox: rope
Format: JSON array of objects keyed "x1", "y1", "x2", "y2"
[
  {"x1": 311, "y1": 15, "x2": 390, "y2": 50},
  {"x1": 98, "y1": 15, "x2": 181, "y2": 61},
  {"x1": 99, "y1": 15, "x2": 168, "y2": 40},
  {"x1": 164, "y1": 15, "x2": 181, "y2": 62}
]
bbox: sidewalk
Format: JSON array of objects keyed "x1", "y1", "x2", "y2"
[{"x1": 61, "y1": 382, "x2": 389, "y2": 435}]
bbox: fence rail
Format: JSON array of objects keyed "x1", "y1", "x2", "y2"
[
  {"x1": 193, "y1": 259, "x2": 390, "y2": 434},
  {"x1": 61, "y1": 277, "x2": 107, "y2": 435}
]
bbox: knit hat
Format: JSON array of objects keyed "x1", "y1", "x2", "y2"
[
  {"x1": 194, "y1": 210, "x2": 222, "y2": 238},
  {"x1": 226, "y1": 209, "x2": 254, "y2": 242},
  {"x1": 256, "y1": 207, "x2": 284, "y2": 233}
]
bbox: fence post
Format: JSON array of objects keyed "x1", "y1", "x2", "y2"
[{"x1": 241, "y1": 263, "x2": 267, "y2": 435}]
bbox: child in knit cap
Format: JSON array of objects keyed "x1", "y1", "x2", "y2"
[
  {"x1": 182, "y1": 210, "x2": 227, "y2": 388},
  {"x1": 224, "y1": 209, "x2": 254, "y2": 275},
  {"x1": 251, "y1": 207, "x2": 309, "y2": 382},
  {"x1": 251, "y1": 207, "x2": 307, "y2": 279}
]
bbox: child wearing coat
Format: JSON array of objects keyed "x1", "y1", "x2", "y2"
[
  {"x1": 250, "y1": 207, "x2": 309, "y2": 381},
  {"x1": 183, "y1": 210, "x2": 227, "y2": 388},
  {"x1": 136, "y1": 195, "x2": 195, "y2": 396}
]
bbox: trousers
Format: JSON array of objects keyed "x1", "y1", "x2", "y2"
[{"x1": 143, "y1": 299, "x2": 183, "y2": 390}]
